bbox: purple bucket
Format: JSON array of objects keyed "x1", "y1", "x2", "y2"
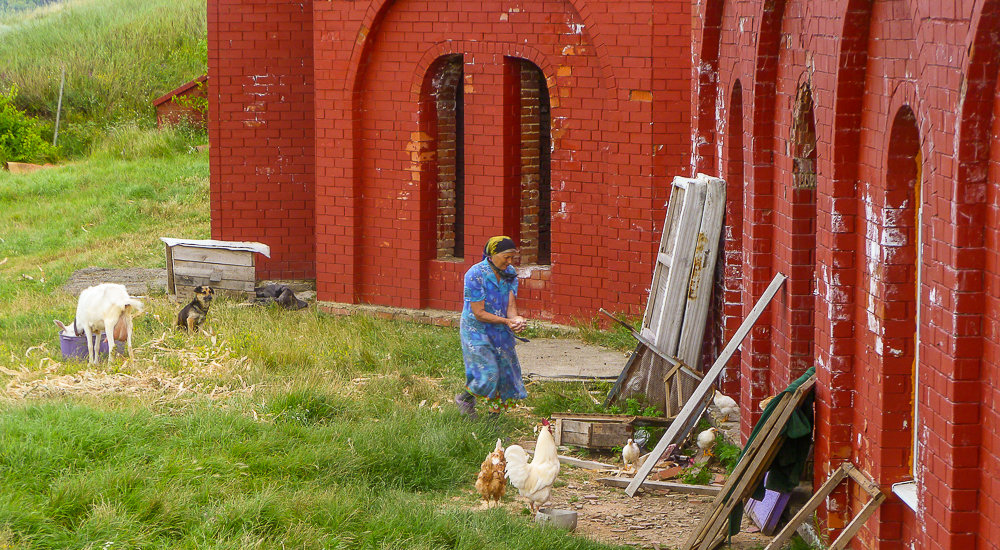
[{"x1": 59, "y1": 332, "x2": 124, "y2": 361}]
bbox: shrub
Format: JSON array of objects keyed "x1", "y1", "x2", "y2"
[{"x1": 0, "y1": 86, "x2": 54, "y2": 163}]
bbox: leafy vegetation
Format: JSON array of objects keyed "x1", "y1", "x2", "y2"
[
  {"x1": 680, "y1": 463, "x2": 712, "y2": 485},
  {"x1": 715, "y1": 432, "x2": 742, "y2": 474},
  {"x1": 0, "y1": 0, "x2": 207, "y2": 156},
  {"x1": 0, "y1": 85, "x2": 54, "y2": 163}
]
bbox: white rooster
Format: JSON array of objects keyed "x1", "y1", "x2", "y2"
[
  {"x1": 505, "y1": 418, "x2": 560, "y2": 515},
  {"x1": 697, "y1": 427, "x2": 719, "y2": 458},
  {"x1": 713, "y1": 388, "x2": 739, "y2": 423},
  {"x1": 622, "y1": 438, "x2": 641, "y2": 474}
]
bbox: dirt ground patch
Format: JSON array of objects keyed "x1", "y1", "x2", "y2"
[
  {"x1": 61, "y1": 266, "x2": 168, "y2": 296},
  {"x1": 534, "y1": 466, "x2": 771, "y2": 549}
]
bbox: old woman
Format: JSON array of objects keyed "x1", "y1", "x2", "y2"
[{"x1": 454, "y1": 236, "x2": 528, "y2": 418}]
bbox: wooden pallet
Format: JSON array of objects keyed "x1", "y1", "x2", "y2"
[
  {"x1": 551, "y1": 413, "x2": 672, "y2": 450},
  {"x1": 682, "y1": 374, "x2": 816, "y2": 550},
  {"x1": 764, "y1": 463, "x2": 885, "y2": 550}
]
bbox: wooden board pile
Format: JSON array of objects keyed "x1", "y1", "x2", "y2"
[{"x1": 606, "y1": 173, "x2": 725, "y2": 416}]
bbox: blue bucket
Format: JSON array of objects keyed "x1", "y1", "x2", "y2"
[{"x1": 59, "y1": 332, "x2": 124, "y2": 361}]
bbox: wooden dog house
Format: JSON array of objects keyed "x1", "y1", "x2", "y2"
[{"x1": 161, "y1": 238, "x2": 270, "y2": 299}]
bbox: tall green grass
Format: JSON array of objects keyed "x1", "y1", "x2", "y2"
[
  {"x1": 0, "y1": 400, "x2": 621, "y2": 549},
  {"x1": 0, "y1": 0, "x2": 206, "y2": 156}
]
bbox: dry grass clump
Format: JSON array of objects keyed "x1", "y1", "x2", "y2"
[{"x1": 1, "y1": 325, "x2": 256, "y2": 401}]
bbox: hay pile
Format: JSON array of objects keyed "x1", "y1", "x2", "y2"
[{"x1": 2, "y1": 333, "x2": 256, "y2": 400}]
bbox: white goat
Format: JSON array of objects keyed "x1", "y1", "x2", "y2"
[{"x1": 55, "y1": 283, "x2": 143, "y2": 365}]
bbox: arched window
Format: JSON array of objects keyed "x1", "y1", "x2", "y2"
[
  {"x1": 504, "y1": 57, "x2": 551, "y2": 265},
  {"x1": 884, "y1": 106, "x2": 920, "y2": 480},
  {"x1": 788, "y1": 82, "x2": 818, "y2": 378},
  {"x1": 713, "y1": 80, "x2": 745, "y2": 398},
  {"x1": 424, "y1": 54, "x2": 465, "y2": 259}
]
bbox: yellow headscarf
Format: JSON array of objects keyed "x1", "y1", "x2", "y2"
[{"x1": 483, "y1": 236, "x2": 516, "y2": 260}]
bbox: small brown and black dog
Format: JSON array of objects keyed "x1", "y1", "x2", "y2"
[{"x1": 177, "y1": 285, "x2": 215, "y2": 332}]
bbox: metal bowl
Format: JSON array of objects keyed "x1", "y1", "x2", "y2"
[{"x1": 535, "y1": 508, "x2": 578, "y2": 531}]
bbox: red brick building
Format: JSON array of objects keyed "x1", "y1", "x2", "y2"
[
  {"x1": 209, "y1": 0, "x2": 1000, "y2": 547},
  {"x1": 695, "y1": 0, "x2": 1000, "y2": 548},
  {"x1": 206, "y1": 0, "x2": 692, "y2": 321},
  {"x1": 154, "y1": 75, "x2": 208, "y2": 128}
]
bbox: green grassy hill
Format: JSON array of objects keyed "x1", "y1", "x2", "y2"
[{"x1": 0, "y1": 0, "x2": 206, "y2": 156}]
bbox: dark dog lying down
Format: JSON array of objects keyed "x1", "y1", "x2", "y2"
[
  {"x1": 177, "y1": 285, "x2": 215, "y2": 331},
  {"x1": 254, "y1": 284, "x2": 308, "y2": 310}
]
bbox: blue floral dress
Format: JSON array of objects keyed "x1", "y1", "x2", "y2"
[{"x1": 460, "y1": 260, "x2": 527, "y2": 402}]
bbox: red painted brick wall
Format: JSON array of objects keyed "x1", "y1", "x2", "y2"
[
  {"x1": 304, "y1": 0, "x2": 691, "y2": 322},
  {"x1": 208, "y1": 0, "x2": 315, "y2": 280},
  {"x1": 694, "y1": 0, "x2": 1000, "y2": 547},
  {"x1": 155, "y1": 85, "x2": 207, "y2": 129}
]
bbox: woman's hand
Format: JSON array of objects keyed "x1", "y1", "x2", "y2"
[{"x1": 508, "y1": 316, "x2": 527, "y2": 332}]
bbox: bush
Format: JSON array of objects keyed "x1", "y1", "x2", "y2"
[{"x1": 0, "y1": 86, "x2": 54, "y2": 163}]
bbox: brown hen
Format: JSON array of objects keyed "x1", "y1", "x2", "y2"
[{"x1": 475, "y1": 438, "x2": 506, "y2": 508}]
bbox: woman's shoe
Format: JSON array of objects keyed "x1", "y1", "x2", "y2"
[{"x1": 454, "y1": 392, "x2": 478, "y2": 419}]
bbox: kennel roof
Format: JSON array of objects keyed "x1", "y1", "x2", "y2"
[{"x1": 160, "y1": 238, "x2": 271, "y2": 258}]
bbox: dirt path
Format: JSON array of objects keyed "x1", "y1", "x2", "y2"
[
  {"x1": 517, "y1": 338, "x2": 627, "y2": 380},
  {"x1": 475, "y1": 463, "x2": 771, "y2": 549}
]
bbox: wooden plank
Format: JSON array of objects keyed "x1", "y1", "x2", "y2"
[
  {"x1": 692, "y1": 420, "x2": 788, "y2": 549},
  {"x1": 550, "y1": 412, "x2": 673, "y2": 427},
  {"x1": 688, "y1": 378, "x2": 816, "y2": 549},
  {"x1": 685, "y1": 384, "x2": 811, "y2": 549},
  {"x1": 175, "y1": 277, "x2": 254, "y2": 293},
  {"x1": 764, "y1": 463, "x2": 884, "y2": 550},
  {"x1": 604, "y1": 341, "x2": 645, "y2": 407},
  {"x1": 558, "y1": 456, "x2": 617, "y2": 471},
  {"x1": 649, "y1": 177, "x2": 707, "y2": 354},
  {"x1": 829, "y1": 489, "x2": 885, "y2": 550},
  {"x1": 762, "y1": 463, "x2": 884, "y2": 550},
  {"x1": 172, "y1": 245, "x2": 255, "y2": 266},
  {"x1": 676, "y1": 175, "x2": 726, "y2": 370},
  {"x1": 590, "y1": 422, "x2": 631, "y2": 449},
  {"x1": 173, "y1": 260, "x2": 255, "y2": 282},
  {"x1": 165, "y1": 242, "x2": 175, "y2": 295},
  {"x1": 599, "y1": 308, "x2": 703, "y2": 407},
  {"x1": 626, "y1": 272, "x2": 788, "y2": 497},
  {"x1": 642, "y1": 181, "x2": 686, "y2": 339},
  {"x1": 557, "y1": 420, "x2": 592, "y2": 447},
  {"x1": 671, "y1": 175, "x2": 724, "y2": 417},
  {"x1": 598, "y1": 477, "x2": 722, "y2": 497}
]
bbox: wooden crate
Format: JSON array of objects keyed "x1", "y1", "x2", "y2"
[
  {"x1": 551, "y1": 413, "x2": 673, "y2": 450},
  {"x1": 161, "y1": 238, "x2": 270, "y2": 300}
]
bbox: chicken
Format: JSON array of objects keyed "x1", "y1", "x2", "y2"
[
  {"x1": 713, "y1": 388, "x2": 739, "y2": 423},
  {"x1": 475, "y1": 438, "x2": 507, "y2": 508},
  {"x1": 697, "y1": 427, "x2": 719, "y2": 457},
  {"x1": 505, "y1": 418, "x2": 560, "y2": 515},
  {"x1": 759, "y1": 394, "x2": 777, "y2": 411},
  {"x1": 622, "y1": 438, "x2": 641, "y2": 474}
]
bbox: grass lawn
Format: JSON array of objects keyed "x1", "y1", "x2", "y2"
[{"x1": 0, "y1": 141, "x2": 632, "y2": 549}]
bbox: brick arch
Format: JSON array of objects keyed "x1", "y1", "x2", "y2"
[
  {"x1": 349, "y1": 0, "x2": 618, "y2": 110},
  {"x1": 408, "y1": 41, "x2": 560, "y2": 104},
  {"x1": 712, "y1": 78, "x2": 745, "y2": 399},
  {"x1": 960, "y1": 1, "x2": 1000, "y2": 544},
  {"x1": 811, "y1": 0, "x2": 873, "y2": 537},
  {"x1": 741, "y1": 0, "x2": 787, "y2": 430},
  {"x1": 695, "y1": 0, "x2": 725, "y2": 174},
  {"x1": 418, "y1": 54, "x2": 465, "y2": 266}
]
